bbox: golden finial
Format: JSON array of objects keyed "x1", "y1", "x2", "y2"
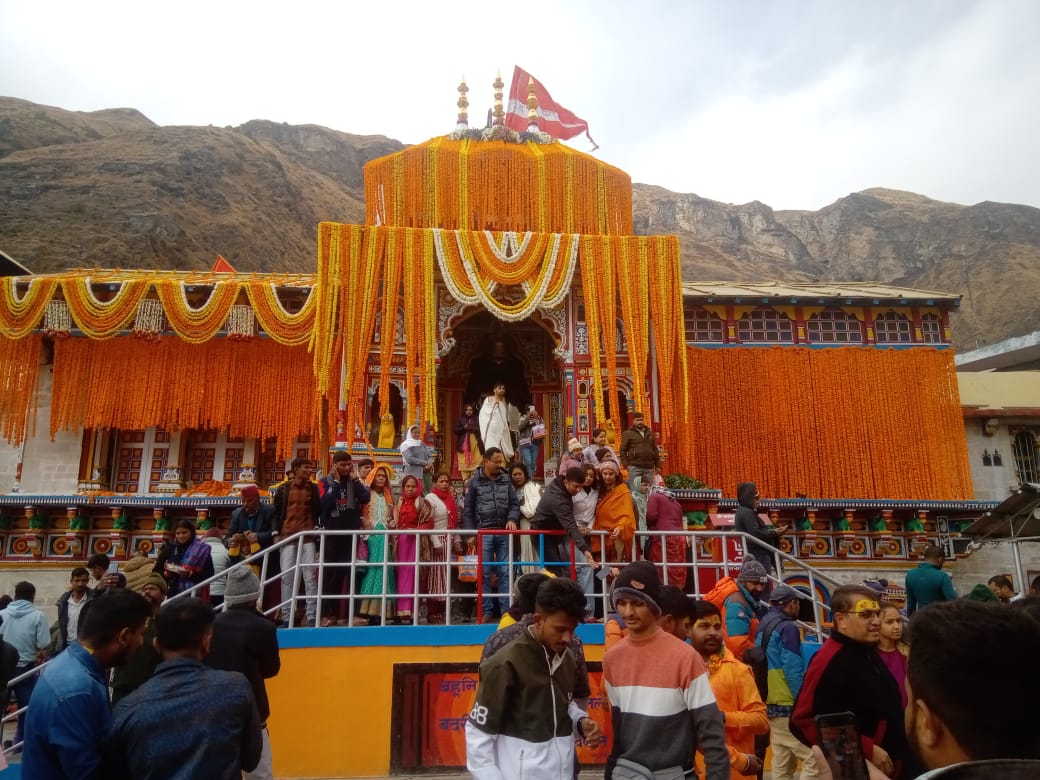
[
  {"x1": 456, "y1": 77, "x2": 470, "y2": 128},
  {"x1": 526, "y1": 76, "x2": 539, "y2": 130},
  {"x1": 493, "y1": 71, "x2": 505, "y2": 126}
]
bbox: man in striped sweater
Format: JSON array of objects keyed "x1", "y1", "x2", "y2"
[{"x1": 603, "y1": 561, "x2": 730, "y2": 780}]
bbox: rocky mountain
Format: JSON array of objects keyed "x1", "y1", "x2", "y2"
[{"x1": 2, "y1": 97, "x2": 1037, "y2": 351}]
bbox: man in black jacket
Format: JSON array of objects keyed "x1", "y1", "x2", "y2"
[
  {"x1": 733, "y1": 482, "x2": 787, "y2": 573},
  {"x1": 531, "y1": 467, "x2": 599, "y2": 575},
  {"x1": 207, "y1": 567, "x2": 280, "y2": 780},
  {"x1": 55, "y1": 567, "x2": 94, "y2": 652},
  {"x1": 318, "y1": 451, "x2": 371, "y2": 626}
]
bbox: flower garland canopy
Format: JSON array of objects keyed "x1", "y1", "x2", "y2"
[
  {"x1": 672, "y1": 346, "x2": 973, "y2": 500},
  {"x1": 0, "y1": 334, "x2": 42, "y2": 445},
  {"x1": 50, "y1": 336, "x2": 314, "y2": 458},
  {"x1": 364, "y1": 138, "x2": 634, "y2": 236},
  {"x1": 0, "y1": 271, "x2": 318, "y2": 345}
]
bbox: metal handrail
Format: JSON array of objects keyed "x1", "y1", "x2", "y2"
[{"x1": 1, "y1": 526, "x2": 838, "y2": 755}]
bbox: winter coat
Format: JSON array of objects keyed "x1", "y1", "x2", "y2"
[
  {"x1": 733, "y1": 482, "x2": 778, "y2": 559},
  {"x1": 756, "y1": 604, "x2": 805, "y2": 716},
  {"x1": 619, "y1": 425, "x2": 660, "y2": 469},
  {"x1": 226, "y1": 503, "x2": 279, "y2": 550},
  {"x1": 531, "y1": 476, "x2": 590, "y2": 554},
  {"x1": 319, "y1": 473, "x2": 371, "y2": 531},
  {"x1": 695, "y1": 647, "x2": 769, "y2": 780},
  {"x1": 0, "y1": 599, "x2": 50, "y2": 664},
  {"x1": 206, "y1": 606, "x2": 281, "y2": 722},
  {"x1": 466, "y1": 627, "x2": 586, "y2": 780},
  {"x1": 463, "y1": 467, "x2": 520, "y2": 530}
]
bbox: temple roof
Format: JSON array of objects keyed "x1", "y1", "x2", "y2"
[{"x1": 681, "y1": 281, "x2": 961, "y2": 306}]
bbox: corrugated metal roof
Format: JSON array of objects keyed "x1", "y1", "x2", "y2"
[
  {"x1": 681, "y1": 281, "x2": 961, "y2": 303},
  {"x1": 957, "y1": 372, "x2": 1040, "y2": 409}
]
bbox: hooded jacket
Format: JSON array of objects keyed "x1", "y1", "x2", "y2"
[
  {"x1": 466, "y1": 627, "x2": 587, "y2": 780},
  {"x1": 733, "y1": 483, "x2": 778, "y2": 558},
  {"x1": 695, "y1": 647, "x2": 769, "y2": 780},
  {"x1": 756, "y1": 604, "x2": 805, "y2": 716},
  {"x1": 0, "y1": 599, "x2": 50, "y2": 664}
]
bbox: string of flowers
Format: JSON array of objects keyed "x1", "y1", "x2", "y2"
[
  {"x1": 0, "y1": 278, "x2": 59, "y2": 339},
  {"x1": 364, "y1": 138, "x2": 634, "y2": 236},
  {"x1": 376, "y1": 227, "x2": 403, "y2": 413},
  {"x1": 678, "y1": 346, "x2": 973, "y2": 499},
  {"x1": 155, "y1": 280, "x2": 241, "y2": 344},
  {"x1": 245, "y1": 282, "x2": 316, "y2": 346},
  {"x1": 50, "y1": 336, "x2": 313, "y2": 459},
  {"x1": 0, "y1": 334, "x2": 41, "y2": 445},
  {"x1": 62, "y1": 277, "x2": 149, "y2": 339}
]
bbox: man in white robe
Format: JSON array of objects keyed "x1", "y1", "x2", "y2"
[{"x1": 479, "y1": 383, "x2": 514, "y2": 459}]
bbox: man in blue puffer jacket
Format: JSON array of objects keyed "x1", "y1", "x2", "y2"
[
  {"x1": 756, "y1": 584, "x2": 818, "y2": 780},
  {"x1": 463, "y1": 447, "x2": 520, "y2": 622}
]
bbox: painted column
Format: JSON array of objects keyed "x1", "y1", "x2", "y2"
[
  {"x1": 157, "y1": 431, "x2": 186, "y2": 492},
  {"x1": 234, "y1": 438, "x2": 259, "y2": 490}
]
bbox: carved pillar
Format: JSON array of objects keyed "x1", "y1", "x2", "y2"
[
  {"x1": 25, "y1": 504, "x2": 46, "y2": 558},
  {"x1": 78, "y1": 430, "x2": 112, "y2": 491},
  {"x1": 65, "y1": 506, "x2": 87, "y2": 558},
  {"x1": 109, "y1": 507, "x2": 130, "y2": 559},
  {"x1": 151, "y1": 508, "x2": 169, "y2": 558}
]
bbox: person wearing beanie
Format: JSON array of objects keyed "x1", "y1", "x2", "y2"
[
  {"x1": 559, "y1": 438, "x2": 584, "y2": 475},
  {"x1": 111, "y1": 574, "x2": 167, "y2": 704},
  {"x1": 603, "y1": 562, "x2": 730, "y2": 780},
  {"x1": 755, "y1": 584, "x2": 819, "y2": 780},
  {"x1": 207, "y1": 566, "x2": 280, "y2": 780},
  {"x1": 721, "y1": 559, "x2": 770, "y2": 659}
]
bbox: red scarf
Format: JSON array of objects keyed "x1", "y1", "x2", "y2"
[{"x1": 431, "y1": 485, "x2": 459, "y2": 529}]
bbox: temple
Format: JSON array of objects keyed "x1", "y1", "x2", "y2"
[{"x1": 0, "y1": 76, "x2": 986, "y2": 570}]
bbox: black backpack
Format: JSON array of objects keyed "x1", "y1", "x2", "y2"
[{"x1": 742, "y1": 614, "x2": 782, "y2": 700}]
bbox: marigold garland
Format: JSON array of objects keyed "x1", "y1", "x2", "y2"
[
  {"x1": 50, "y1": 336, "x2": 312, "y2": 458},
  {"x1": 0, "y1": 278, "x2": 58, "y2": 338},
  {"x1": 365, "y1": 138, "x2": 634, "y2": 236},
  {"x1": 154, "y1": 280, "x2": 242, "y2": 344},
  {"x1": 0, "y1": 334, "x2": 41, "y2": 445},
  {"x1": 62, "y1": 277, "x2": 150, "y2": 339},
  {"x1": 674, "y1": 346, "x2": 973, "y2": 500},
  {"x1": 245, "y1": 282, "x2": 316, "y2": 346}
]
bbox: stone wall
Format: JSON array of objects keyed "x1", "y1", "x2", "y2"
[
  {"x1": 0, "y1": 568, "x2": 73, "y2": 622},
  {"x1": 963, "y1": 415, "x2": 1022, "y2": 501}
]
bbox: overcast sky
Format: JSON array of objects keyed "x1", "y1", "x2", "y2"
[{"x1": 2, "y1": 0, "x2": 1038, "y2": 210}]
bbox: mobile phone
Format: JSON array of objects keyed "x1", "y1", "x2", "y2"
[
  {"x1": 815, "y1": 712, "x2": 869, "y2": 780},
  {"x1": 107, "y1": 560, "x2": 121, "y2": 575}
]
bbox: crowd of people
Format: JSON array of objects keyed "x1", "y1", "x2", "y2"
[
  {"x1": 467, "y1": 560, "x2": 1040, "y2": 780},
  {"x1": 0, "y1": 559, "x2": 279, "y2": 778}
]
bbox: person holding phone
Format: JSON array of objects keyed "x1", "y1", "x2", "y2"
[{"x1": 790, "y1": 585, "x2": 919, "y2": 778}]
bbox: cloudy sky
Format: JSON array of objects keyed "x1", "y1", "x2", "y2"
[{"x1": 2, "y1": 0, "x2": 1038, "y2": 210}]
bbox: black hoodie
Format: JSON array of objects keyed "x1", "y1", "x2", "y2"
[{"x1": 733, "y1": 481, "x2": 779, "y2": 555}]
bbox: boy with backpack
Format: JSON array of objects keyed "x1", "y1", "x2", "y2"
[{"x1": 755, "y1": 584, "x2": 818, "y2": 780}]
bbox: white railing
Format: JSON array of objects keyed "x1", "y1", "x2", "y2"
[{"x1": 1, "y1": 527, "x2": 838, "y2": 756}]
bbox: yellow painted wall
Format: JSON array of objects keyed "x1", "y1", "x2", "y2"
[{"x1": 267, "y1": 642, "x2": 607, "y2": 778}]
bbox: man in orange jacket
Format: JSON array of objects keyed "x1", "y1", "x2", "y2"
[{"x1": 691, "y1": 599, "x2": 770, "y2": 779}]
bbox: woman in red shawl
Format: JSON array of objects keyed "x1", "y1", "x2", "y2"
[
  {"x1": 423, "y1": 470, "x2": 459, "y2": 623},
  {"x1": 394, "y1": 474, "x2": 431, "y2": 621}
]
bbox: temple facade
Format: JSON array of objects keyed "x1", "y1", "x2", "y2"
[{"x1": 0, "y1": 79, "x2": 985, "y2": 573}]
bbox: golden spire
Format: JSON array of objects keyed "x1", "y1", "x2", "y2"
[
  {"x1": 526, "y1": 76, "x2": 539, "y2": 131},
  {"x1": 492, "y1": 71, "x2": 505, "y2": 126},
  {"x1": 456, "y1": 77, "x2": 469, "y2": 128}
]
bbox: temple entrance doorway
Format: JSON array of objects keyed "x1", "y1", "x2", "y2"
[{"x1": 437, "y1": 311, "x2": 562, "y2": 481}]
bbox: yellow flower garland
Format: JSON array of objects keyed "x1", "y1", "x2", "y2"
[
  {"x1": 63, "y1": 277, "x2": 150, "y2": 339},
  {"x1": 0, "y1": 277, "x2": 59, "y2": 339}
]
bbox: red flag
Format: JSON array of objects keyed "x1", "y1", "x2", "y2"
[
  {"x1": 211, "y1": 255, "x2": 236, "y2": 273},
  {"x1": 505, "y1": 66, "x2": 598, "y2": 150}
]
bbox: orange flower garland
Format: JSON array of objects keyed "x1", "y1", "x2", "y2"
[
  {"x1": 677, "y1": 346, "x2": 973, "y2": 500},
  {"x1": 365, "y1": 138, "x2": 634, "y2": 236},
  {"x1": 245, "y1": 282, "x2": 316, "y2": 346},
  {"x1": 155, "y1": 279, "x2": 242, "y2": 344},
  {"x1": 51, "y1": 336, "x2": 312, "y2": 458},
  {"x1": 0, "y1": 277, "x2": 58, "y2": 339},
  {"x1": 0, "y1": 334, "x2": 41, "y2": 445},
  {"x1": 62, "y1": 277, "x2": 150, "y2": 339}
]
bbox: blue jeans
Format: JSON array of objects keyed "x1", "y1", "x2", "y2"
[
  {"x1": 627, "y1": 465, "x2": 655, "y2": 490},
  {"x1": 12, "y1": 663, "x2": 36, "y2": 745},
  {"x1": 481, "y1": 533, "x2": 511, "y2": 617},
  {"x1": 519, "y1": 444, "x2": 539, "y2": 478}
]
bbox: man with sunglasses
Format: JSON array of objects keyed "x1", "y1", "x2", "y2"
[{"x1": 789, "y1": 585, "x2": 921, "y2": 779}]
